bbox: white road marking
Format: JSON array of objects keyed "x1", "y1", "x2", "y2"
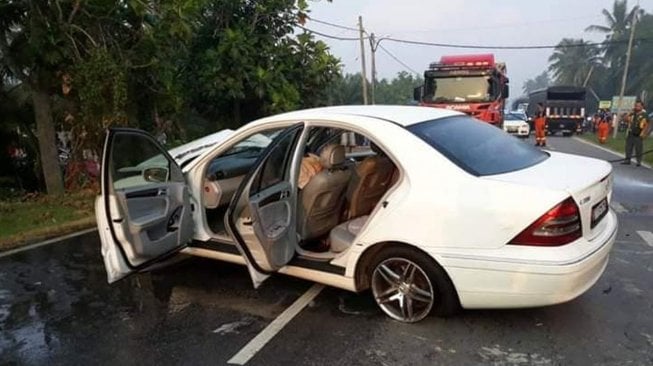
[
  {"x1": 0, "y1": 228, "x2": 97, "y2": 259},
  {"x1": 611, "y1": 202, "x2": 627, "y2": 214},
  {"x1": 572, "y1": 137, "x2": 652, "y2": 169},
  {"x1": 637, "y1": 231, "x2": 653, "y2": 247},
  {"x1": 227, "y1": 284, "x2": 324, "y2": 365}
]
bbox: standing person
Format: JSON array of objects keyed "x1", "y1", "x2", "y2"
[
  {"x1": 597, "y1": 114, "x2": 610, "y2": 144},
  {"x1": 623, "y1": 100, "x2": 649, "y2": 166},
  {"x1": 534, "y1": 103, "x2": 547, "y2": 147}
]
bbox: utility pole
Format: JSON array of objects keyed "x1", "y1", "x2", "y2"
[
  {"x1": 614, "y1": 6, "x2": 639, "y2": 138},
  {"x1": 369, "y1": 33, "x2": 376, "y2": 104},
  {"x1": 583, "y1": 65, "x2": 594, "y2": 87},
  {"x1": 358, "y1": 16, "x2": 368, "y2": 105}
]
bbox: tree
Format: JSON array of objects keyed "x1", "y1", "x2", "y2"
[
  {"x1": 522, "y1": 71, "x2": 551, "y2": 94},
  {"x1": 548, "y1": 39, "x2": 602, "y2": 86},
  {"x1": 184, "y1": 0, "x2": 341, "y2": 130},
  {"x1": 625, "y1": 14, "x2": 653, "y2": 103},
  {"x1": 0, "y1": 0, "x2": 197, "y2": 195},
  {"x1": 325, "y1": 71, "x2": 423, "y2": 106},
  {"x1": 586, "y1": 0, "x2": 641, "y2": 68},
  {"x1": 375, "y1": 71, "x2": 423, "y2": 105}
]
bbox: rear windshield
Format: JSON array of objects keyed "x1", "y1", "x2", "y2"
[{"x1": 408, "y1": 116, "x2": 548, "y2": 176}]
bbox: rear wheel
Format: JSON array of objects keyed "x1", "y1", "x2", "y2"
[{"x1": 370, "y1": 247, "x2": 459, "y2": 323}]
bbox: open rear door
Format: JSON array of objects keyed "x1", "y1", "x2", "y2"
[
  {"x1": 96, "y1": 128, "x2": 193, "y2": 283},
  {"x1": 226, "y1": 124, "x2": 304, "y2": 288}
]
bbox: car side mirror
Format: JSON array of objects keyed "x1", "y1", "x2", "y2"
[
  {"x1": 413, "y1": 85, "x2": 424, "y2": 101},
  {"x1": 502, "y1": 84, "x2": 509, "y2": 98},
  {"x1": 143, "y1": 166, "x2": 169, "y2": 183}
]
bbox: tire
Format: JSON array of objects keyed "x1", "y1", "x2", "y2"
[{"x1": 369, "y1": 246, "x2": 460, "y2": 323}]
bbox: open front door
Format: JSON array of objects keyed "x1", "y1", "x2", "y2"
[
  {"x1": 96, "y1": 128, "x2": 193, "y2": 283},
  {"x1": 226, "y1": 124, "x2": 304, "y2": 288}
]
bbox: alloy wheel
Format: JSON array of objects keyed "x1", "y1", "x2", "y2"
[{"x1": 371, "y1": 257, "x2": 435, "y2": 322}]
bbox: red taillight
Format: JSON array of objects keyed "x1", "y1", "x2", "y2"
[{"x1": 509, "y1": 197, "x2": 582, "y2": 246}]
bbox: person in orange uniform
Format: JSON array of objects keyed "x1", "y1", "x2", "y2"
[
  {"x1": 597, "y1": 114, "x2": 611, "y2": 144},
  {"x1": 534, "y1": 103, "x2": 547, "y2": 147}
]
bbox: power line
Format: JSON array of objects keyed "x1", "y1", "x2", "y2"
[
  {"x1": 381, "y1": 36, "x2": 653, "y2": 50},
  {"x1": 300, "y1": 26, "x2": 652, "y2": 49},
  {"x1": 298, "y1": 25, "x2": 363, "y2": 41},
  {"x1": 377, "y1": 44, "x2": 420, "y2": 75},
  {"x1": 307, "y1": 17, "x2": 359, "y2": 32}
]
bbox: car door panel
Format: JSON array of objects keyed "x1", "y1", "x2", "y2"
[
  {"x1": 249, "y1": 181, "x2": 294, "y2": 266},
  {"x1": 97, "y1": 128, "x2": 193, "y2": 283},
  {"x1": 226, "y1": 124, "x2": 304, "y2": 287}
]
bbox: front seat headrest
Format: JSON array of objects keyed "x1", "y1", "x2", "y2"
[{"x1": 320, "y1": 144, "x2": 345, "y2": 169}]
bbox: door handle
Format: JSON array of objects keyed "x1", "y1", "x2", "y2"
[
  {"x1": 157, "y1": 188, "x2": 168, "y2": 196},
  {"x1": 279, "y1": 190, "x2": 290, "y2": 199}
]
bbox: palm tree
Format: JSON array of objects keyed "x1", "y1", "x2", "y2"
[
  {"x1": 585, "y1": 0, "x2": 642, "y2": 67},
  {"x1": 522, "y1": 71, "x2": 551, "y2": 94},
  {"x1": 548, "y1": 39, "x2": 602, "y2": 86}
]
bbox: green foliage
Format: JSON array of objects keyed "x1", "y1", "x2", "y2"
[
  {"x1": 534, "y1": 0, "x2": 653, "y2": 106},
  {"x1": 75, "y1": 49, "x2": 128, "y2": 126},
  {"x1": 548, "y1": 39, "x2": 601, "y2": 86},
  {"x1": 522, "y1": 71, "x2": 551, "y2": 94},
  {"x1": 1, "y1": 0, "x2": 342, "y2": 193},
  {"x1": 184, "y1": 0, "x2": 341, "y2": 129},
  {"x1": 325, "y1": 71, "x2": 423, "y2": 106}
]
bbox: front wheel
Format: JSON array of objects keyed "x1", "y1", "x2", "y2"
[{"x1": 370, "y1": 247, "x2": 459, "y2": 323}]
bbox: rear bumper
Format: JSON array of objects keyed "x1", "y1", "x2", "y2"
[
  {"x1": 442, "y1": 210, "x2": 617, "y2": 309},
  {"x1": 547, "y1": 119, "x2": 583, "y2": 133}
]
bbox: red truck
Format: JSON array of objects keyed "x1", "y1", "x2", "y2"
[{"x1": 414, "y1": 54, "x2": 509, "y2": 127}]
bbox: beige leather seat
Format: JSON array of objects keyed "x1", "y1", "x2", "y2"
[
  {"x1": 346, "y1": 145, "x2": 395, "y2": 219},
  {"x1": 329, "y1": 215, "x2": 367, "y2": 253},
  {"x1": 297, "y1": 144, "x2": 351, "y2": 240}
]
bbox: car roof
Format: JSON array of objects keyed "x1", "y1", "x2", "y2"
[{"x1": 255, "y1": 105, "x2": 463, "y2": 127}]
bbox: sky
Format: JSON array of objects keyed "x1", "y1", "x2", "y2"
[{"x1": 305, "y1": 0, "x2": 652, "y2": 98}]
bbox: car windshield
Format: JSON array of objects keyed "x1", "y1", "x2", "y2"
[
  {"x1": 425, "y1": 76, "x2": 492, "y2": 102},
  {"x1": 505, "y1": 113, "x2": 524, "y2": 121},
  {"x1": 408, "y1": 116, "x2": 548, "y2": 176}
]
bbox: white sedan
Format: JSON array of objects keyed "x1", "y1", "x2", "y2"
[
  {"x1": 96, "y1": 105, "x2": 617, "y2": 323},
  {"x1": 503, "y1": 112, "x2": 531, "y2": 137}
]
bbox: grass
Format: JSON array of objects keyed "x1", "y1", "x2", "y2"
[
  {"x1": 0, "y1": 190, "x2": 97, "y2": 251},
  {"x1": 579, "y1": 132, "x2": 653, "y2": 166}
]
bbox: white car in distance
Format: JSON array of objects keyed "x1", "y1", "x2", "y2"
[
  {"x1": 96, "y1": 105, "x2": 617, "y2": 323},
  {"x1": 503, "y1": 111, "x2": 531, "y2": 138}
]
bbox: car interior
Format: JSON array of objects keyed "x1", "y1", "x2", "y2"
[{"x1": 201, "y1": 125, "x2": 399, "y2": 262}]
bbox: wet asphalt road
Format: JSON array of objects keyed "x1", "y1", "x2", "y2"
[{"x1": 1, "y1": 136, "x2": 652, "y2": 366}]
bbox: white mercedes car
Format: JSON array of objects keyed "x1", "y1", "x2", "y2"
[{"x1": 96, "y1": 105, "x2": 617, "y2": 323}]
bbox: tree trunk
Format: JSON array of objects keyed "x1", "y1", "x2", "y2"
[{"x1": 32, "y1": 89, "x2": 64, "y2": 195}]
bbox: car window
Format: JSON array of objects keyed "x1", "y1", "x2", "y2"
[
  {"x1": 110, "y1": 132, "x2": 181, "y2": 190},
  {"x1": 408, "y1": 116, "x2": 549, "y2": 176},
  {"x1": 306, "y1": 127, "x2": 372, "y2": 156},
  {"x1": 252, "y1": 128, "x2": 302, "y2": 193}
]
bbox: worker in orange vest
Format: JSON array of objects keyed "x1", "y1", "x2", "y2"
[
  {"x1": 597, "y1": 114, "x2": 611, "y2": 144},
  {"x1": 534, "y1": 103, "x2": 547, "y2": 147}
]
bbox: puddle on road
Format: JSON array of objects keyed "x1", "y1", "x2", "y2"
[{"x1": 0, "y1": 237, "x2": 307, "y2": 364}]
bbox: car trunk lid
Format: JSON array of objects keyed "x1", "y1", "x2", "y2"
[{"x1": 483, "y1": 152, "x2": 613, "y2": 241}]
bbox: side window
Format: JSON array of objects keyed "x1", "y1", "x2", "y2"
[
  {"x1": 110, "y1": 132, "x2": 181, "y2": 190},
  {"x1": 251, "y1": 128, "x2": 302, "y2": 194}
]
